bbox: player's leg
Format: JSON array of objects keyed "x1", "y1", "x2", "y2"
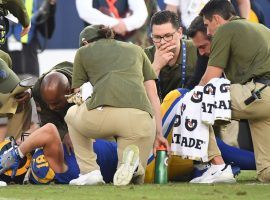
[
  {"x1": 216, "y1": 137, "x2": 256, "y2": 170},
  {"x1": 19, "y1": 123, "x2": 66, "y2": 173},
  {"x1": 93, "y1": 139, "x2": 118, "y2": 183},
  {"x1": 0, "y1": 123, "x2": 66, "y2": 174}
]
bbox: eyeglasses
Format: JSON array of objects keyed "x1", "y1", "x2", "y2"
[{"x1": 151, "y1": 31, "x2": 177, "y2": 43}]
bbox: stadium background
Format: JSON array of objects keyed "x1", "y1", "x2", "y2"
[{"x1": 38, "y1": 0, "x2": 270, "y2": 75}]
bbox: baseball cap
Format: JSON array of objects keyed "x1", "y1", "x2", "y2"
[
  {"x1": 79, "y1": 25, "x2": 100, "y2": 47},
  {"x1": 0, "y1": 58, "x2": 34, "y2": 114}
]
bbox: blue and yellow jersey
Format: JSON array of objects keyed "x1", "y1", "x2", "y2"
[
  {"x1": 145, "y1": 88, "x2": 194, "y2": 183},
  {"x1": 29, "y1": 148, "x2": 55, "y2": 184},
  {"x1": 29, "y1": 146, "x2": 80, "y2": 184}
]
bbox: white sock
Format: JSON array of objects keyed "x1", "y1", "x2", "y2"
[
  {"x1": 17, "y1": 148, "x2": 24, "y2": 158},
  {"x1": 211, "y1": 163, "x2": 226, "y2": 170}
]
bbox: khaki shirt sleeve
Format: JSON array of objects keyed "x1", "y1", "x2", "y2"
[
  {"x1": 142, "y1": 50, "x2": 157, "y2": 81},
  {"x1": 0, "y1": 50, "x2": 12, "y2": 68},
  {"x1": 208, "y1": 27, "x2": 232, "y2": 69},
  {"x1": 3, "y1": 0, "x2": 30, "y2": 27},
  {"x1": 72, "y1": 50, "x2": 88, "y2": 88},
  {"x1": 144, "y1": 46, "x2": 155, "y2": 63}
]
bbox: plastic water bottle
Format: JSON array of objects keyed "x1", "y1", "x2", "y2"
[{"x1": 154, "y1": 145, "x2": 168, "y2": 184}]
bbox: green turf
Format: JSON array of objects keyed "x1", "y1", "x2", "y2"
[{"x1": 0, "y1": 171, "x2": 270, "y2": 200}]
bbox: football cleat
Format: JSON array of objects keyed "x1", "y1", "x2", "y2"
[
  {"x1": 113, "y1": 145, "x2": 140, "y2": 186},
  {"x1": 190, "y1": 164, "x2": 236, "y2": 184}
]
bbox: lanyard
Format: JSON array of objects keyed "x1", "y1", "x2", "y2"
[
  {"x1": 181, "y1": 40, "x2": 187, "y2": 88},
  {"x1": 157, "y1": 40, "x2": 187, "y2": 102}
]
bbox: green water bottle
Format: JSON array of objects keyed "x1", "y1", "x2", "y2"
[{"x1": 154, "y1": 145, "x2": 168, "y2": 184}]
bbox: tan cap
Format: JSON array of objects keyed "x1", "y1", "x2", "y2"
[{"x1": 79, "y1": 25, "x2": 100, "y2": 47}]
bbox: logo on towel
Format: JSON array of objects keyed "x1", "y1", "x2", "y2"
[
  {"x1": 185, "y1": 118, "x2": 198, "y2": 131},
  {"x1": 174, "y1": 115, "x2": 181, "y2": 127},
  {"x1": 172, "y1": 133, "x2": 205, "y2": 150},
  {"x1": 215, "y1": 100, "x2": 231, "y2": 110},
  {"x1": 204, "y1": 83, "x2": 216, "y2": 95},
  {"x1": 220, "y1": 83, "x2": 230, "y2": 93},
  {"x1": 202, "y1": 102, "x2": 215, "y2": 114},
  {"x1": 191, "y1": 91, "x2": 203, "y2": 103}
]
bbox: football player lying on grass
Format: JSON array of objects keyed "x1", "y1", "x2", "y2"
[{"x1": 0, "y1": 123, "x2": 118, "y2": 185}]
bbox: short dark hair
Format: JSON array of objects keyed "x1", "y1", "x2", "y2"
[
  {"x1": 187, "y1": 16, "x2": 207, "y2": 38},
  {"x1": 150, "y1": 10, "x2": 180, "y2": 31},
  {"x1": 200, "y1": 0, "x2": 236, "y2": 21}
]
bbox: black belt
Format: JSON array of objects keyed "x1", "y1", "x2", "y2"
[{"x1": 254, "y1": 78, "x2": 270, "y2": 86}]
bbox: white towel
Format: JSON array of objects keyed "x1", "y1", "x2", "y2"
[
  {"x1": 214, "y1": 78, "x2": 231, "y2": 123},
  {"x1": 81, "y1": 82, "x2": 93, "y2": 101},
  {"x1": 201, "y1": 78, "x2": 219, "y2": 125},
  {"x1": 171, "y1": 86, "x2": 209, "y2": 162}
]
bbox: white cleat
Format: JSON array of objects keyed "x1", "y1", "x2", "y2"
[
  {"x1": 69, "y1": 170, "x2": 105, "y2": 185},
  {"x1": 190, "y1": 164, "x2": 236, "y2": 184},
  {"x1": 113, "y1": 145, "x2": 140, "y2": 186},
  {"x1": 0, "y1": 181, "x2": 7, "y2": 187}
]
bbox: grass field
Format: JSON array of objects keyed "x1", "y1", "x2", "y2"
[{"x1": 1, "y1": 171, "x2": 270, "y2": 200}]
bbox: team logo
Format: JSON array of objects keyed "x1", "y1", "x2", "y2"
[
  {"x1": 174, "y1": 114, "x2": 181, "y2": 127},
  {"x1": 203, "y1": 83, "x2": 216, "y2": 95},
  {"x1": 0, "y1": 69, "x2": 7, "y2": 79},
  {"x1": 185, "y1": 118, "x2": 198, "y2": 131},
  {"x1": 220, "y1": 83, "x2": 230, "y2": 93},
  {"x1": 190, "y1": 91, "x2": 203, "y2": 103}
]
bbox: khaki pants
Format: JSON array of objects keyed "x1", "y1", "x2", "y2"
[
  {"x1": 219, "y1": 120, "x2": 240, "y2": 147},
  {"x1": 65, "y1": 103, "x2": 156, "y2": 182},
  {"x1": 231, "y1": 81, "x2": 270, "y2": 182},
  {"x1": 6, "y1": 101, "x2": 32, "y2": 139}
]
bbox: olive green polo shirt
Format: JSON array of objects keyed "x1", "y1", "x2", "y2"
[
  {"x1": 144, "y1": 39, "x2": 197, "y2": 100},
  {"x1": 32, "y1": 62, "x2": 73, "y2": 140},
  {"x1": 72, "y1": 39, "x2": 157, "y2": 116},
  {"x1": 208, "y1": 17, "x2": 270, "y2": 84},
  {"x1": 2, "y1": 0, "x2": 30, "y2": 27}
]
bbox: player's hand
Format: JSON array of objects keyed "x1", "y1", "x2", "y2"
[
  {"x1": 63, "y1": 133, "x2": 74, "y2": 155},
  {"x1": 21, "y1": 23, "x2": 31, "y2": 37},
  {"x1": 14, "y1": 90, "x2": 31, "y2": 113},
  {"x1": 65, "y1": 92, "x2": 83, "y2": 106},
  {"x1": 152, "y1": 43, "x2": 176, "y2": 74},
  {"x1": 153, "y1": 134, "x2": 170, "y2": 157},
  {"x1": 14, "y1": 89, "x2": 31, "y2": 104}
]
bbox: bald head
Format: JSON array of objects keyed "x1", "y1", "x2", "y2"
[{"x1": 41, "y1": 72, "x2": 71, "y2": 111}]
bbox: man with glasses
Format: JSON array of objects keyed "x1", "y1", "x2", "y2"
[{"x1": 144, "y1": 10, "x2": 197, "y2": 101}]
